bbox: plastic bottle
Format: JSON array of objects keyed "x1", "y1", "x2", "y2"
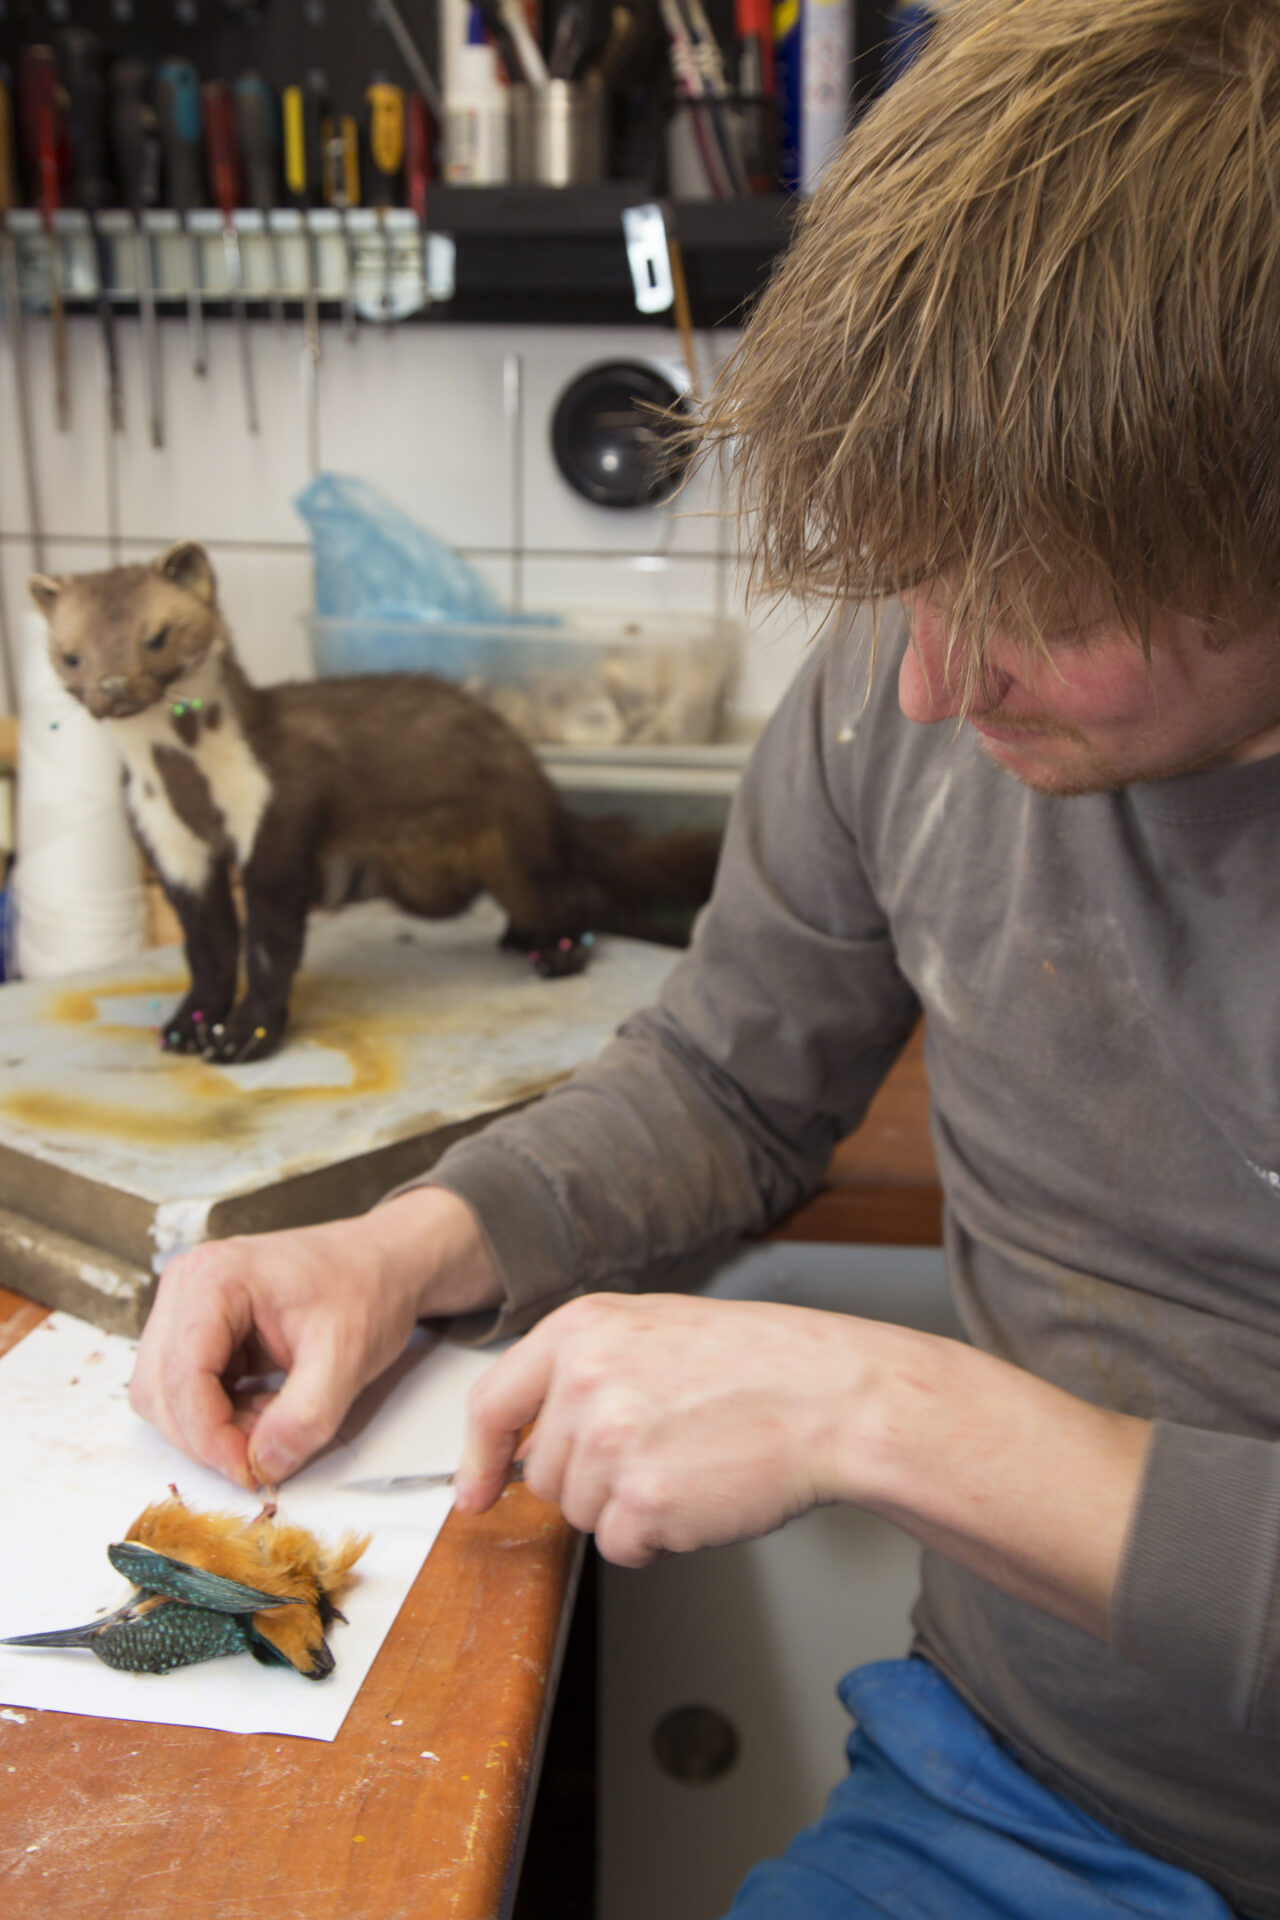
[{"x1": 443, "y1": 3, "x2": 512, "y2": 184}]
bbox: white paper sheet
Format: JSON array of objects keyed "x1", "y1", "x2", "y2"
[{"x1": 0, "y1": 1312, "x2": 504, "y2": 1741}]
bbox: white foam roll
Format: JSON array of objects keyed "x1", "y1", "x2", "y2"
[{"x1": 15, "y1": 609, "x2": 148, "y2": 979}]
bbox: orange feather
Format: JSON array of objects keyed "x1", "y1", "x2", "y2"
[{"x1": 124, "y1": 1494, "x2": 370, "y2": 1677}]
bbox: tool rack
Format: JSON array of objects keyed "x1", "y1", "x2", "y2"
[
  {"x1": 2, "y1": 187, "x2": 794, "y2": 327},
  {"x1": 5, "y1": 205, "x2": 455, "y2": 324}
]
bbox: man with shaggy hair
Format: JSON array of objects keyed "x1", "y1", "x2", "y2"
[{"x1": 133, "y1": 1, "x2": 1280, "y2": 1913}]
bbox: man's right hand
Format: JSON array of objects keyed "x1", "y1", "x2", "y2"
[{"x1": 128, "y1": 1186, "x2": 502, "y2": 1490}]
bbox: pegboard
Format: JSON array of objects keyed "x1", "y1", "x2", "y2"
[
  {"x1": 0, "y1": 0, "x2": 890, "y2": 125},
  {"x1": 0, "y1": 0, "x2": 442, "y2": 119}
]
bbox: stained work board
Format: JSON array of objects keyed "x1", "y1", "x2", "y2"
[{"x1": 0, "y1": 899, "x2": 680, "y2": 1335}]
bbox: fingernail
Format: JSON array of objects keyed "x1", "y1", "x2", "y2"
[
  {"x1": 451, "y1": 1456, "x2": 479, "y2": 1511},
  {"x1": 249, "y1": 1438, "x2": 298, "y2": 1486}
]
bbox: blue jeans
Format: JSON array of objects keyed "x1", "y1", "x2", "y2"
[{"x1": 725, "y1": 1657, "x2": 1238, "y2": 1919}]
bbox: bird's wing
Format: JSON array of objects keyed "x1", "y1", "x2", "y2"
[{"x1": 107, "y1": 1541, "x2": 297, "y2": 1613}]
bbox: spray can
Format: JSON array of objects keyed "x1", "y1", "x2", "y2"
[{"x1": 800, "y1": 0, "x2": 852, "y2": 193}]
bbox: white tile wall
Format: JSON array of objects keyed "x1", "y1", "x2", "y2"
[
  {"x1": 0, "y1": 310, "x2": 813, "y2": 719},
  {"x1": 317, "y1": 322, "x2": 517, "y2": 552},
  {"x1": 0, "y1": 317, "x2": 116, "y2": 543},
  {"x1": 114, "y1": 319, "x2": 312, "y2": 547}
]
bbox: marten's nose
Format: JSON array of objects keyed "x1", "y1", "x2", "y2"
[{"x1": 98, "y1": 675, "x2": 128, "y2": 695}]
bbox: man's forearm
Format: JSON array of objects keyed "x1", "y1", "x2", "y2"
[
  {"x1": 369, "y1": 1185, "x2": 505, "y2": 1321},
  {"x1": 456, "y1": 1288, "x2": 1151, "y2": 1631},
  {"x1": 843, "y1": 1325, "x2": 1152, "y2": 1638}
]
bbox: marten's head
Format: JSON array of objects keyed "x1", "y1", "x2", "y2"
[{"x1": 30, "y1": 542, "x2": 228, "y2": 720}]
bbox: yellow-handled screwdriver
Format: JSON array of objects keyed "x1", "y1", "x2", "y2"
[
  {"x1": 321, "y1": 104, "x2": 360, "y2": 343},
  {"x1": 365, "y1": 79, "x2": 404, "y2": 326},
  {"x1": 283, "y1": 73, "x2": 325, "y2": 471}
]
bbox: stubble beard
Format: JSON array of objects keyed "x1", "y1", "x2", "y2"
[{"x1": 973, "y1": 725, "x2": 1241, "y2": 795}]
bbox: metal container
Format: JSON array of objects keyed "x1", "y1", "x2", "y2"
[{"x1": 511, "y1": 79, "x2": 606, "y2": 186}]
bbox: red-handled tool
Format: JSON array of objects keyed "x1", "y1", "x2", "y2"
[
  {"x1": 18, "y1": 45, "x2": 70, "y2": 430},
  {"x1": 0, "y1": 61, "x2": 39, "y2": 696},
  {"x1": 202, "y1": 78, "x2": 259, "y2": 434}
]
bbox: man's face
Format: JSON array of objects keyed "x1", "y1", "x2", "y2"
[{"x1": 898, "y1": 589, "x2": 1280, "y2": 794}]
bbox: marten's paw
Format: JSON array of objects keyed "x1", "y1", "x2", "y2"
[
  {"x1": 201, "y1": 1005, "x2": 287, "y2": 1065},
  {"x1": 160, "y1": 992, "x2": 234, "y2": 1055},
  {"x1": 527, "y1": 934, "x2": 593, "y2": 980}
]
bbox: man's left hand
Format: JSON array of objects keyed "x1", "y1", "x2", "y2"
[
  {"x1": 454, "y1": 1289, "x2": 1150, "y2": 1641},
  {"x1": 454, "y1": 1292, "x2": 887, "y2": 1566}
]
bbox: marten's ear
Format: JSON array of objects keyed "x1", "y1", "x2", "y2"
[
  {"x1": 28, "y1": 574, "x2": 64, "y2": 617},
  {"x1": 155, "y1": 542, "x2": 216, "y2": 605}
]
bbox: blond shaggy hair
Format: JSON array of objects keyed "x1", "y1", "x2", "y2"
[{"x1": 707, "y1": 0, "x2": 1280, "y2": 680}]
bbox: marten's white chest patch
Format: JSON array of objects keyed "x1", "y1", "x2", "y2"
[{"x1": 107, "y1": 665, "x2": 272, "y2": 897}]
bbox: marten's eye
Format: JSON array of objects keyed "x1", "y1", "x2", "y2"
[
  {"x1": 144, "y1": 627, "x2": 170, "y2": 653},
  {"x1": 61, "y1": 652, "x2": 80, "y2": 669}
]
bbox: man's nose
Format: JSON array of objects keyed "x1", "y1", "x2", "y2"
[{"x1": 898, "y1": 610, "x2": 1010, "y2": 723}]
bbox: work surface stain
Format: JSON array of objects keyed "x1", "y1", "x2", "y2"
[{"x1": 0, "y1": 965, "x2": 564, "y2": 1150}]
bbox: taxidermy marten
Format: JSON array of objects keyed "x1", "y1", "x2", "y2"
[{"x1": 30, "y1": 543, "x2": 720, "y2": 1064}]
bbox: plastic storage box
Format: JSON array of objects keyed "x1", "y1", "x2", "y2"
[{"x1": 307, "y1": 611, "x2": 739, "y2": 748}]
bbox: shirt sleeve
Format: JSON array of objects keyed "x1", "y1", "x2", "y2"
[
  {"x1": 1111, "y1": 1421, "x2": 1280, "y2": 1733},
  {"x1": 400, "y1": 610, "x2": 923, "y2": 1342}
]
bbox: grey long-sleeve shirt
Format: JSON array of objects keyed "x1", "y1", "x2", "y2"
[{"x1": 424, "y1": 604, "x2": 1280, "y2": 1917}]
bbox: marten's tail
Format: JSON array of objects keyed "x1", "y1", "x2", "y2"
[{"x1": 563, "y1": 814, "x2": 721, "y2": 946}]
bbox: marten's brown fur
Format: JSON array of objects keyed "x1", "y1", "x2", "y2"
[{"x1": 31, "y1": 543, "x2": 719, "y2": 1062}]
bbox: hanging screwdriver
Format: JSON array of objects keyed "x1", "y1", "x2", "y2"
[
  {"x1": 60, "y1": 28, "x2": 124, "y2": 435},
  {"x1": 156, "y1": 60, "x2": 208, "y2": 378},
  {"x1": 283, "y1": 72, "x2": 325, "y2": 473},
  {"x1": 404, "y1": 93, "x2": 432, "y2": 306},
  {"x1": 18, "y1": 46, "x2": 71, "y2": 432},
  {"x1": 233, "y1": 73, "x2": 285, "y2": 329},
  {"x1": 321, "y1": 98, "x2": 360, "y2": 343},
  {"x1": 364, "y1": 78, "x2": 404, "y2": 326},
  {"x1": 109, "y1": 59, "x2": 164, "y2": 450},
  {"x1": 0, "y1": 62, "x2": 45, "y2": 590},
  {"x1": 202, "y1": 78, "x2": 259, "y2": 435}
]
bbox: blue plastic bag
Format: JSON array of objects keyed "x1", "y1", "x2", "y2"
[{"x1": 296, "y1": 473, "x2": 547, "y2": 625}]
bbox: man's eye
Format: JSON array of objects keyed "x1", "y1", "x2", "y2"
[
  {"x1": 61, "y1": 651, "x2": 80, "y2": 669},
  {"x1": 144, "y1": 627, "x2": 170, "y2": 653}
]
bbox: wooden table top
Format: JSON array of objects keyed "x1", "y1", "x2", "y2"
[
  {"x1": 0, "y1": 1284, "x2": 582, "y2": 1920},
  {"x1": 0, "y1": 1030, "x2": 938, "y2": 1920}
]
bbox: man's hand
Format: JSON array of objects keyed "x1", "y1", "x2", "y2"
[
  {"x1": 130, "y1": 1187, "x2": 501, "y2": 1489},
  {"x1": 454, "y1": 1291, "x2": 1151, "y2": 1638},
  {"x1": 455, "y1": 1292, "x2": 884, "y2": 1566}
]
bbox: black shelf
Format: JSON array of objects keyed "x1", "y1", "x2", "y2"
[{"x1": 426, "y1": 186, "x2": 799, "y2": 327}]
